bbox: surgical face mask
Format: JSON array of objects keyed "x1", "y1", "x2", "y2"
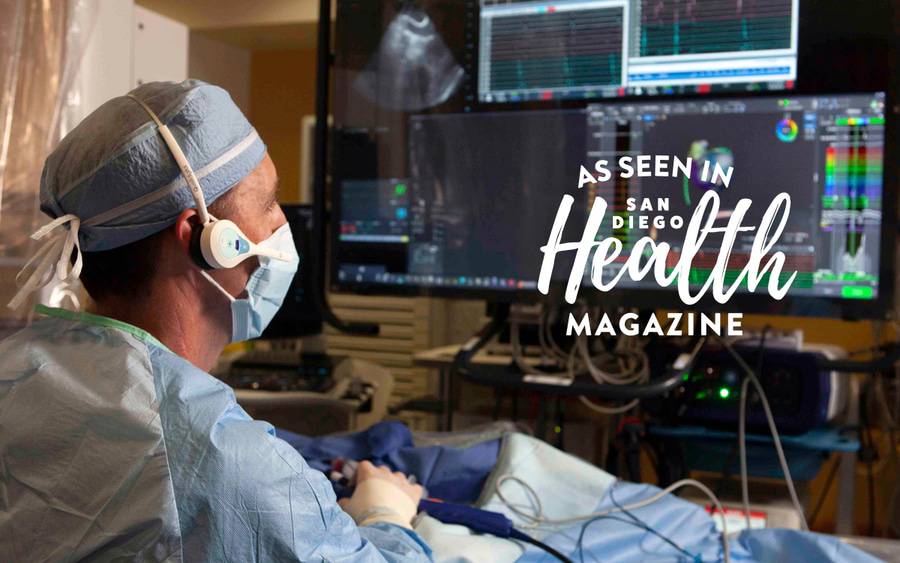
[{"x1": 200, "y1": 222, "x2": 299, "y2": 342}]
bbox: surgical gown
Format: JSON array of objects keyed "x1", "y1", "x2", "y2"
[{"x1": 0, "y1": 306, "x2": 432, "y2": 562}]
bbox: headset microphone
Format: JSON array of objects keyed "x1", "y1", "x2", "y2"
[
  {"x1": 254, "y1": 246, "x2": 292, "y2": 262},
  {"x1": 199, "y1": 219, "x2": 291, "y2": 269}
]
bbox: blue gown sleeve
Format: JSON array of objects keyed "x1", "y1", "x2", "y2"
[{"x1": 169, "y1": 400, "x2": 432, "y2": 562}]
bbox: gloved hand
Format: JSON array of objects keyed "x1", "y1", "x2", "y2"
[{"x1": 338, "y1": 460, "x2": 423, "y2": 529}]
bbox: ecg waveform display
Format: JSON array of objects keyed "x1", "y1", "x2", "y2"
[
  {"x1": 639, "y1": 0, "x2": 793, "y2": 57},
  {"x1": 478, "y1": 0, "x2": 798, "y2": 102},
  {"x1": 479, "y1": 4, "x2": 625, "y2": 102}
]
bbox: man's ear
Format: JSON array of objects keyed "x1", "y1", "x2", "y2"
[{"x1": 173, "y1": 208, "x2": 201, "y2": 253}]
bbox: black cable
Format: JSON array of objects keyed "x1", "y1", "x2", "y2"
[
  {"x1": 753, "y1": 327, "x2": 771, "y2": 383},
  {"x1": 714, "y1": 442, "x2": 739, "y2": 498},
  {"x1": 575, "y1": 515, "x2": 698, "y2": 563},
  {"x1": 860, "y1": 379, "x2": 878, "y2": 536},
  {"x1": 807, "y1": 456, "x2": 841, "y2": 527},
  {"x1": 640, "y1": 441, "x2": 659, "y2": 473},
  {"x1": 509, "y1": 528, "x2": 573, "y2": 563},
  {"x1": 608, "y1": 485, "x2": 695, "y2": 558},
  {"x1": 742, "y1": 326, "x2": 772, "y2": 421},
  {"x1": 865, "y1": 423, "x2": 877, "y2": 536}
]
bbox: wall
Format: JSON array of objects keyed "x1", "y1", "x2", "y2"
[
  {"x1": 189, "y1": 32, "x2": 252, "y2": 115},
  {"x1": 76, "y1": 0, "x2": 134, "y2": 114},
  {"x1": 249, "y1": 48, "x2": 318, "y2": 204},
  {"x1": 133, "y1": 5, "x2": 188, "y2": 87},
  {"x1": 744, "y1": 315, "x2": 895, "y2": 353},
  {"x1": 134, "y1": 0, "x2": 322, "y2": 29}
]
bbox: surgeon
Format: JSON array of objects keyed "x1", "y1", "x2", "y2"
[{"x1": 0, "y1": 80, "x2": 432, "y2": 562}]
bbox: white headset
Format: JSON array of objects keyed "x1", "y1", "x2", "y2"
[{"x1": 127, "y1": 94, "x2": 290, "y2": 269}]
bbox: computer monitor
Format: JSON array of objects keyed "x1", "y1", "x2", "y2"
[
  {"x1": 261, "y1": 205, "x2": 323, "y2": 338},
  {"x1": 333, "y1": 92, "x2": 895, "y2": 318},
  {"x1": 478, "y1": 0, "x2": 799, "y2": 103},
  {"x1": 331, "y1": 0, "x2": 897, "y2": 319}
]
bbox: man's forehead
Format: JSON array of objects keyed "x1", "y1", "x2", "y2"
[{"x1": 232, "y1": 155, "x2": 277, "y2": 201}]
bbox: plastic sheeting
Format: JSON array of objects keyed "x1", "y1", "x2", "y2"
[
  {"x1": 278, "y1": 426, "x2": 882, "y2": 562},
  {"x1": 0, "y1": 0, "x2": 94, "y2": 316}
]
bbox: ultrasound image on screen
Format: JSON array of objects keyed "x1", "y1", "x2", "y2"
[{"x1": 354, "y1": 4, "x2": 464, "y2": 111}]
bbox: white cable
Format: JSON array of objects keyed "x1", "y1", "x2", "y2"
[
  {"x1": 127, "y1": 94, "x2": 211, "y2": 225},
  {"x1": 738, "y1": 375, "x2": 751, "y2": 529},
  {"x1": 579, "y1": 395, "x2": 640, "y2": 414},
  {"x1": 720, "y1": 337, "x2": 809, "y2": 531},
  {"x1": 510, "y1": 320, "x2": 574, "y2": 380},
  {"x1": 514, "y1": 309, "x2": 645, "y2": 416},
  {"x1": 577, "y1": 337, "x2": 646, "y2": 411},
  {"x1": 573, "y1": 338, "x2": 640, "y2": 414},
  {"x1": 578, "y1": 335, "x2": 648, "y2": 385},
  {"x1": 495, "y1": 474, "x2": 546, "y2": 522},
  {"x1": 576, "y1": 308, "x2": 667, "y2": 388},
  {"x1": 495, "y1": 475, "x2": 730, "y2": 563},
  {"x1": 539, "y1": 306, "x2": 569, "y2": 362}
]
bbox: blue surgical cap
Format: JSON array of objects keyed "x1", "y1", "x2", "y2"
[{"x1": 40, "y1": 79, "x2": 266, "y2": 252}]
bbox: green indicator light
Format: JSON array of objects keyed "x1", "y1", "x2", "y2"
[
  {"x1": 682, "y1": 373, "x2": 690, "y2": 381},
  {"x1": 841, "y1": 285, "x2": 874, "y2": 299},
  {"x1": 394, "y1": 183, "x2": 407, "y2": 195},
  {"x1": 718, "y1": 387, "x2": 731, "y2": 399}
]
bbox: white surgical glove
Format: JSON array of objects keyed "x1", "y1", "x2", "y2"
[{"x1": 339, "y1": 461, "x2": 423, "y2": 529}]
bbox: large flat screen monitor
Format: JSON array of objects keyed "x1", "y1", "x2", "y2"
[
  {"x1": 333, "y1": 92, "x2": 894, "y2": 317},
  {"x1": 331, "y1": 0, "x2": 897, "y2": 318}
]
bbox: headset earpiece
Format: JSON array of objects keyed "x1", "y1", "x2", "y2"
[
  {"x1": 199, "y1": 219, "x2": 259, "y2": 269},
  {"x1": 189, "y1": 222, "x2": 213, "y2": 269}
]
